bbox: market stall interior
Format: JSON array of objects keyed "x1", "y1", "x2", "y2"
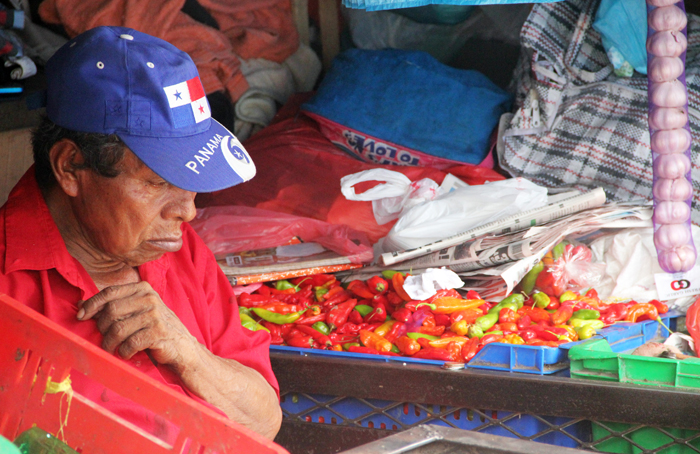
[{"x1": 3, "y1": 0, "x2": 700, "y2": 453}]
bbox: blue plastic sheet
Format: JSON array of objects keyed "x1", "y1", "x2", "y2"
[
  {"x1": 593, "y1": 0, "x2": 648, "y2": 76},
  {"x1": 344, "y1": 0, "x2": 564, "y2": 12}
]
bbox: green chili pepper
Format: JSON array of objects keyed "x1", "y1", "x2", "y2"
[
  {"x1": 390, "y1": 344, "x2": 400, "y2": 354},
  {"x1": 381, "y1": 270, "x2": 405, "y2": 280},
  {"x1": 521, "y1": 261, "x2": 544, "y2": 295},
  {"x1": 239, "y1": 307, "x2": 252, "y2": 317},
  {"x1": 406, "y1": 332, "x2": 440, "y2": 341},
  {"x1": 568, "y1": 319, "x2": 604, "y2": 330},
  {"x1": 275, "y1": 280, "x2": 297, "y2": 291},
  {"x1": 252, "y1": 307, "x2": 305, "y2": 324},
  {"x1": 343, "y1": 342, "x2": 361, "y2": 351},
  {"x1": 499, "y1": 293, "x2": 525, "y2": 308},
  {"x1": 488, "y1": 302, "x2": 518, "y2": 315},
  {"x1": 475, "y1": 312, "x2": 499, "y2": 331},
  {"x1": 552, "y1": 241, "x2": 567, "y2": 260},
  {"x1": 533, "y1": 292, "x2": 551, "y2": 309},
  {"x1": 354, "y1": 304, "x2": 374, "y2": 316},
  {"x1": 575, "y1": 325, "x2": 597, "y2": 340},
  {"x1": 468, "y1": 325, "x2": 485, "y2": 338},
  {"x1": 572, "y1": 309, "x2": 600, "y2": 320},
  {"x1": 240, "y1": 312, "x2": 270, "y2": 332},
  {"x1": 315, "y1": 286, "x2": 329, "y2": 300},
  {"x1": 312, "y1": 321, "x2": 330, "y2": 335}
]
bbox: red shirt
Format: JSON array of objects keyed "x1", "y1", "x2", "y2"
[{"x1": 0, "y1": 168, "x2": 278, "y2": 442}]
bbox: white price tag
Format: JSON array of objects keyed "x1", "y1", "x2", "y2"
[{"x1": 654, "y1": 266, "x2": 700, "y2": 300}]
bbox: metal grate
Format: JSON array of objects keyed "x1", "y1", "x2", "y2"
[{"x1": 280, "y1": 392, "x2": 700, "y2": 453}]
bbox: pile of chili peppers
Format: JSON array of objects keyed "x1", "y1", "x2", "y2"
[{"x1": 237, "y1": 271, "x2": 670, "y2": 363}]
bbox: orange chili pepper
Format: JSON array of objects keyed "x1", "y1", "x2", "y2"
[
  {"x1": 392, "y1": 272, "x2": 413, "y2": 302},
  {"x1": 625, "y1": 303, "x2": 659, "y2": 323},
  {"x1": 555, "y1": 324, "x2": 578, "y2": 341},
  {"x1": 419, "y1": 297, "x2": 485, "y2": 314},
  {"x1": 428, "y1": 336, "x2": 469, "y2": 349},
  {"x1": 395, "y1": 335, "x2": 421, "y2": 356},
  {"x1": 450, "y1": 308, "x2": 483, "y2": 324},
  {"x1": 359, "y1": 329, "x2": 392, "y2": 352}
]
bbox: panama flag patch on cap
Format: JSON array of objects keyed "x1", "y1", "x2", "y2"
[{"x1": 163, "y1": 77, "x2": 211, "y2": 128}]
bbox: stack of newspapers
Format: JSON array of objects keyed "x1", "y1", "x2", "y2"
[{"x1": 340, "y1": 188, "x2": 653, "y2": 300}]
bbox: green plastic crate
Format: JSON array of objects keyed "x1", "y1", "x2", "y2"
[{"x1": 569, "y1": 339, "x2": 700, "y2": 453}]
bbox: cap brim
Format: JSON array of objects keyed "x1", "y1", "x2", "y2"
[{"x1": 118, "y1": 119, "x2": 255, "y2": 193}]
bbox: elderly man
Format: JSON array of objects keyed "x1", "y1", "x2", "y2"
[{"x1": 0, "y1": 26, "x2": 281, "y2": 441}]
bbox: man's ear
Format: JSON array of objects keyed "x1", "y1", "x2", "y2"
[{"x1": 49, "y1": 139, "x2": 85, "y2": 198}]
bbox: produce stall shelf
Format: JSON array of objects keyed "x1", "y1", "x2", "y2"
[{"x1": 270, "y1": 351, "x2": 700, "y2": 454}]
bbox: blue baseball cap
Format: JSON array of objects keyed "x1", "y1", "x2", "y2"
[{"x1": 45, "y1": 26, "x2": 255, "y2": 193}]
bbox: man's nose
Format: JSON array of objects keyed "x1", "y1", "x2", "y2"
[{"x1": 164, "y1": 188, "x2": 197, "y2": 222}]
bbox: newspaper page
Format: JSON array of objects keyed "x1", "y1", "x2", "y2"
[
  {"x1": 457, "y1": 204, "x2": 653, "y2": 300},
  {"x1": 387, "y1": 202, "x2": 651, "y2": 273},
  {"x1": 379, "y1": 187, "x2": 607, "y2": 266}
]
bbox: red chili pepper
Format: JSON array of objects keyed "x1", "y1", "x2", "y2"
[
  {"x1": 526, "y1": 339, "x2": 559, "y2": 347},
  {"x1": 600, "y1": 311, "x2": 617, "y2": 325},
  {"x1": 499, "y1": 322, "x2": 518, "y2": 333},
  {"x1": 295, "y1": 312, "x2": 328, "y2": 325},
  {"x1": 604, "y1": 303, "x2": 629, "y2": 321},
  {"x1": 364, "y1": 302, "x2": 388, "y2": 324},
  {"x1": 585, "y1": 288, "x2": 600, "y2": 301},
  {"x1": 328, "y1": 333, "x2": 359, "y2": 345},
  {"x1": 466, "y1": 290, "x2": 481, "y2": 300},
  {"x1": 322, "y1": 289, "x2": 352, "y2": 308},
  {"x1": 648, "y1": 299, "x2": 669, "y2": 315},
  {"x1": 686, "y1": 297, "x2": 700, "y2": 357},
  {"x1": 269, "y1": 287, "x2": 297, "y2": 295},
  {"x1": 486, "y1": 323, "x2": 501, "y2": 333},
  {"x1": 392, "y1": 307, "x2": 412, "y2": 323},
  {"x1": 416, "y1": 337, "x2": 432, "y2": 349},
  {"x1": 517, "y1": 315, "x2": 532, "y2": 330},
  {"x1": 499, "y1": 308, "x2": 518, "y2": 324},
  {"x1": 336, "y1": 323, "x2": 362, "y2": 335},
  {"x1": 519, "y1": 329, "x2": 537, "y2": 342},
  {"x1": 326, "y1": 299, "x2": 358, "y2": 330},
  {"x1": 348, "y1": 308, "x2": 364, "y2": 325},
  {"x1": 480, "y1": 334, "x2": 503, "y2": 345},
  {"x1": 523, "y1": 307, "x2": 552, "y2": 323},
  {"x1": 238, "y1": 293, "x2": 273, "y2": 308},
  {"x1": 434, "y1": 313, "x2": 451, "y2": 327},
  {"x1": 291, "y1": 274, "x2": 336, "y2": 287},
  {"x1": 461, "y1": 336, "x2": 480, "y2": 362},
  {"x1": 347, "y1": 280, "x2": 377, "y2": 299},
  {"x1": 385, "y1": 321, "x2": 406, "y2": 343},
  {"x1": 295, "y1": 325, "x2": 332, "y2": 347},
  {"x1": 412, "y1": 347, "x2": 457, "y2": 361},
  {"x1": 546, "y1": 299, "x2": 561, "y2": 310},
  {"x1": 371, "y1": 294, "x2": 389, "y2": 308},
  {"x1": 286, "y1": 334, "x2": 314, "y2": 348},
  {"x1": 257, "y1": 285, "x2": 271, "y2": 297},
  {"x1": 262, "y1": 321, "x2": 284, "y2": 345},
  {"x1": 420, "y1": 324, "x2": 445, "y2": 336},
  {"x1": 367, "y1": 275, "x2": 389, "y2": 294}
]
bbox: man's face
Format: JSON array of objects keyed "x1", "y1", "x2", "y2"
[{"x1": 72, "y1": 148, "x2": 197, "y2": 267}]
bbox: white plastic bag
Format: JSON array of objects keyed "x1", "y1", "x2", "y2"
[
  {"x1": 381, "y1": 177, "x2": 548, "y2": 252},
  {"x1": 341, "y1": 169, "x2": 549, "y2": 252},
  {"x1": 340, "y1": 168, "x2": 442, "y2": 225}
]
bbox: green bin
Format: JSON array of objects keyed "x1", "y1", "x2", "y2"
[{"x1": 569, "y1": 338, "x2": 700, "y2": 453}]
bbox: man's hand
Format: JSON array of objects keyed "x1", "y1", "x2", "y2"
[{"x1": 77, "y1": 282, "x2": 197, "y2": 366}]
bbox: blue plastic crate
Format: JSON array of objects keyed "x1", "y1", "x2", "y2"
[
  {"x1": 271, "y1": 312, "x2": 678, "y2": 374},
  {"x1": 280, "y1": 392, "x2": 591, "y2": 448}
]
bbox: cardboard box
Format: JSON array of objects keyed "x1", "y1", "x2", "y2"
[{"x1": 0, "y1": 128, "x2": 33, "y2": 206}]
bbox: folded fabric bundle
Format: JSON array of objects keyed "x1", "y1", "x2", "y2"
[{"x1": 302, "y1": 48, "x2": 512, "y2": 168}]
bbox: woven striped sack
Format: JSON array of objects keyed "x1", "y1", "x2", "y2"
[{"x1": 497, "y1": 0, "x2": 700, "y2": 223}]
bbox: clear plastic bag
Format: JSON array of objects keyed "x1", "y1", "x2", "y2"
[{"x1": 534, "y1": 240, "x2": 606, "y2": 297}]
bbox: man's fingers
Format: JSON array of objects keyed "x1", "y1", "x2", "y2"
[
  {"x1": 78, "y1": 283, "x2": 147, "y2": 320},
  {"x1": 101, "y1": 311, "x2": 154, "y2": 355}
]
